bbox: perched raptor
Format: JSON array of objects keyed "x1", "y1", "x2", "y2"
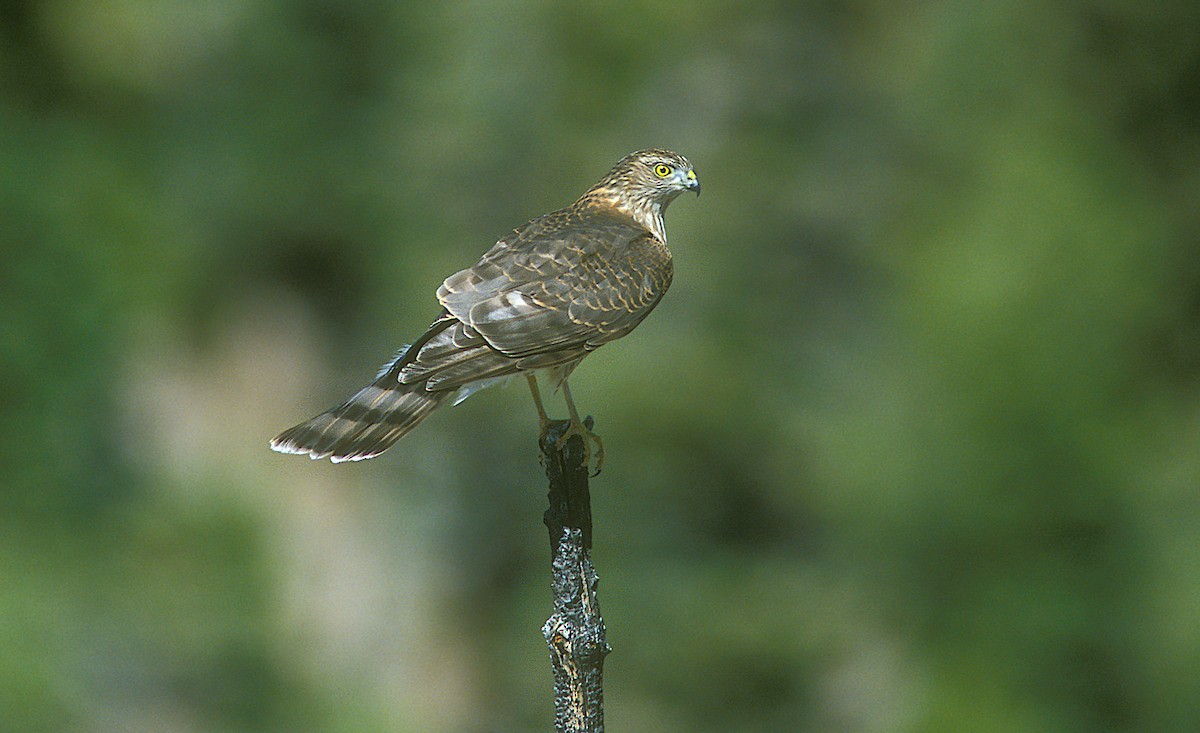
[{"x1": 271, "y1": 149, "x2": 699, "y2": 469}]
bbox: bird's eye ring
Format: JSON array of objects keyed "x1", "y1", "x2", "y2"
[{"x1": 653, "y1": 163, "x2": 672, "y2": 178}]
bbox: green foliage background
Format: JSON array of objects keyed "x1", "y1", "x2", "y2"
[{"x1": 4, "y1": 1, "x2": 1199, "y2": 731}]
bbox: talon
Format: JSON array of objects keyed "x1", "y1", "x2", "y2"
[
  {"x1": 529, "y1": 374, "x2": 605, "y2": 474},
  {"x1": 562, "y1": 380, "x2": 603, "y2": 475},
  {"x1": 558, "y1": 417, "x2": 605, "y2": 476}
]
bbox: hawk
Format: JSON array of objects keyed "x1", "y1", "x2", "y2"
[{"x1": 271, "y1": 149, "x2": 699, "y2": 470}]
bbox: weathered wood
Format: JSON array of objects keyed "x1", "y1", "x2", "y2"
[{"x1": 540, "y1": 419, "x2": 609, "y2": 733}]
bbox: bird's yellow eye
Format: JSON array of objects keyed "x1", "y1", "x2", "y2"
[{"x1": 653, "y1": 163, "x2": 672, "y2": 178}]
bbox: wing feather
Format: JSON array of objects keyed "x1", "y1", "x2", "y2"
[
  {"x1": 436, "y1": 209, "x2": 672, "y2": 359},
  {"x1": 387, "y1": 207, "x2": 671, "y2": 396}
]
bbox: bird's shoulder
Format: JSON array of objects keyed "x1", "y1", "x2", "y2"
[
  {"x1": 439, "y1": 202, "x2": 662, "y2": 305},
  {"x1": 433, "y1": 201, "x2": 673, "y2": 357},
  {"x1": 484, "y1": 202, "x2": 654, "y2": 264}
]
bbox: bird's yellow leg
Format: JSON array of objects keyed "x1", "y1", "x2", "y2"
[
  {"x1": 526, "y1": 374, "x2": 552, "y2": 437},
  {"x1": 560, "y1": 380, "x2": 605, "y2": 475}
]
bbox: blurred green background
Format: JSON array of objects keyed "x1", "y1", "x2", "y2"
[{"x1": 4, "y1": 1, "x2": 1200, "y2": 731}]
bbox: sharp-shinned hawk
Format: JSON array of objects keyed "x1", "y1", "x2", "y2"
[{"x1": 271, "y1": 149, "x2": 699, "y2": 469}]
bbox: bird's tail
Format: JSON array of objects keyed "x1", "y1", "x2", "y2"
[{"x1": 270, "y1": 371, "x2": 451, "y2": 462}]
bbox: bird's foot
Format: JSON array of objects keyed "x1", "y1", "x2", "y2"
[{"x1": 542, "y1": 415, "x2": 604, "y2": 476}]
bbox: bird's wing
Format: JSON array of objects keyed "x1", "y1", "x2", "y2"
[
  {"x1": 388, "y1": 313, "x2": 519, "y2": 390},
  {"x1": 435, "y1": 209, "x2": 674, "y2": 360}
]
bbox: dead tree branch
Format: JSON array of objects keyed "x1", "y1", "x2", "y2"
[{"x1": 540, "y1": 418, "x2": 609, "y2": 733}]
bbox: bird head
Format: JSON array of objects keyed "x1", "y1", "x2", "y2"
[
  {"x1": 609, "y1": 149, "x2": 701, "y2": 202},
  {"x1": 579, "y1": 149, "x2": 699, "y2": 240}
]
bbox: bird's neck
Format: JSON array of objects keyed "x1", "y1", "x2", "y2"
[{"x1": 578, "y1": 191, "x2": 669, "y2": 242}]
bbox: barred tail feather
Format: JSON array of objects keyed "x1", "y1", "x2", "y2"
[{"x1": 270, "y1": 376, "x2": 451, "y2": 462}]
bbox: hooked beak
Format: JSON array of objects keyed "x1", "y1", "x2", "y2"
[{"x1": 684, "y1": 168, "x2": 700, "y2": 196}]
